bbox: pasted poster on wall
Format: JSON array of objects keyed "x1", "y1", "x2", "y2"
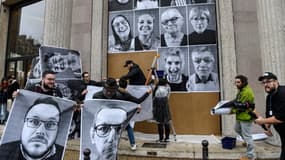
[{"x1": 108, "y1": 0, "x2": 219, "y2": 93}]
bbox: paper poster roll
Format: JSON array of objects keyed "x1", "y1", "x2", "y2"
[{"x1": 211, "y1": 100, "x2": 233, "y2": 115}]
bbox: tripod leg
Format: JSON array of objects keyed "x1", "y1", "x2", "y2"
[{"x1": 169, "y1": 120, "x2": 177, "y2": 141}]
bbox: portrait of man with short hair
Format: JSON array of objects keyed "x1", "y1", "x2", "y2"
[
  {"x1": 158, "y1": 47, "x2": 189, "y2": 92},
  {"x1": 80, "y1": 99, "x2": 138, "y2": 160},
  {"x1": 0, "y1": 89, "x2": 75, "y2": 160}
]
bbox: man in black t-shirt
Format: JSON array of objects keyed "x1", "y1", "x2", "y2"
[{"x1": 255, "y1": 72, "x2": 285, "y2": 160}]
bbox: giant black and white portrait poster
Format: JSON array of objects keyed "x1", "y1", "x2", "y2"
[
  {"x1": 29, "y1": 56, "x2": 42, "y2": 80},
  {"x1": 157, "y1": 46, "x2": 189, "y2": 92},
  {"x1": 85, "y1": 85, "x2": 153, "y2": 121},
  {"x1": 80, "y1": 99, "x2": 138, "y2": 160},
  {"x1": 0, "y1": 89, "x2": 75, "y2": 160},
  {"x1": 84, "y1": 86, "x2": 103, "y2": 100},
  {"x1": 39, "y1": 46, "x2": 82, "y2": 80},
  {"x1": 126, "y1": 85, "x2": 153, "y2": 121},
  {"x1": 188, "y1": 44, "x2": 219, "y2": 92},
  {"x1": 107, "y1": 0, "x2": 219, "y2": 93}
]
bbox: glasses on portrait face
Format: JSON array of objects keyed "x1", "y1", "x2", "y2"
[
  {"x1": 161, "y1": 16, "x2": 179, "y2": 25},
  {"x1": 94, "y1": 124, "x2": 122, "y2": 138},
  {"x1": 25, "y1": 118, "x2": 59, "y2": 130},
  {"x1": 191, "y1": 16, "x2": 207, "y2": 22},
  {"x1": 112, "y1": 20, "x2": 128, "y2": 28},
  {"x1": 193, "y1": 57, "x2": 213, "y2": 64}
]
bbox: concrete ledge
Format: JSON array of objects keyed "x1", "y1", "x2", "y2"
[{"x1": 0, "y1": 125, "x2": 281, "y2": 159}]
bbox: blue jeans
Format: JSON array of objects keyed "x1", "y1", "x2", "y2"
[
  {"x1": 126, "y1": 124, "x2": 135, "y2": 145},
  {"x1": 0, "y1": 103, "x2": 7, "y2": 122}
]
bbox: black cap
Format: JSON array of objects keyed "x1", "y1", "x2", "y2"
[
  {"x1": 123, "y1": 60, "x2": 133, "y2": 67},
  {"x1": 104, "y1": 78, "x2": 118, "y2": 89},
  {"x1": 258, "y1": 72, "x2": 278, "y2": 81}
]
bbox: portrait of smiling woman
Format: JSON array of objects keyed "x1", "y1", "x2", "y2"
[
  {"x1": 108, "y1": 12, "x2": 135, "y2": 53},
  {"x1": 134, "y1": 9, "x2": 160, "y2": 51}
]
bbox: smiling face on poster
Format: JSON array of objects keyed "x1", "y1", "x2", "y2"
[
  {"x1": 81, "y1": 99, "x2": 138, "y2": 160},
  {"x1": 40, "y1": 46, "x2": 82, "y2": 79},
  {"x1": 158, "y1": 47, "x2": 189, "y2": 92},
  {"x1": 0, "y1": 89, "x2": 75, "y2": 160}
]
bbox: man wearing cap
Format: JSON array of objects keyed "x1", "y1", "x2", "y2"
[
  {"x1": 255, "y1": 72, "x2": 285, "y2": 160},
  {"x1": 121, "y1": 60, "x2": 146, "y2": 85}
]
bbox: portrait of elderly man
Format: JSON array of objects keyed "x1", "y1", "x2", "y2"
[
  {"x1": 158, "y1": 47, "x2": 189, "y2": 91},
  {"x1": 187, "y1": 45, "x2": 219, "y2": 92},
  {"x1": 0, "y1": 90, "x2": 75, "y2": 160},
  {"x1": 160, "y1": 7, "x2": 188, "y2": 47},
  {"x1": 188, "y1": 5, "x2": 217, "y2": 45},
  {"x1": 81, "y1": 99, "x2": 138, "y2": 160}
]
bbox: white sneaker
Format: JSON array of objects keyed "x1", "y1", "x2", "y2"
[{"x1": 130, "y1": 144, "x2": 137, "y2": 151}]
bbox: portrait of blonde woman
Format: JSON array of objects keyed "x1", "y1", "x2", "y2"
[{"x1": 134, "y1": 9, "x2": 160, "y2": 51}]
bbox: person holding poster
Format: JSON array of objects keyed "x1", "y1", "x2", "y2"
[
  {"x1": 25, "y1": 70, "x2": 63, "y2": 98},
  {"x1": 93, "y1": 78, "x2": 150, "y2": 151}
]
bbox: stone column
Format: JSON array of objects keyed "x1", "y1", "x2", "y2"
[
  {"x1": 256, "y1": 0, "x2": 285, "y2": 146},
  {"x1": 43, "y1": 0, "x2": 73, "y2": 48},
  {"x1": 90, "y1": 0, "x2": 108, "y2": 79},
  {"x1": 217, "y1": 0, "x2": 238, "y2": 136},
  {"x1": 0, "y1": 4, "x2": 9, "y2": 77}
]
